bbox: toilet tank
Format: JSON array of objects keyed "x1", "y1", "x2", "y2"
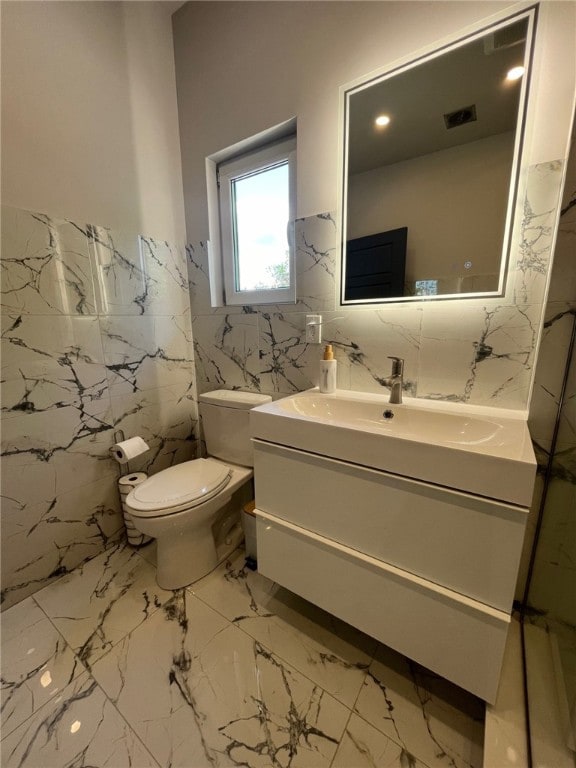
[{"x1": 198, "y1": 390, "x2": 272, "y2": 467}]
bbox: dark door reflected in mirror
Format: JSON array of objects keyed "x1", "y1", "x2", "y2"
[
  {"x1": 345, "y1": 227, "x2": 407, "y2": 301},
  {"x1": 341, "y1": 12, "x2": 535, "y2": 304}
]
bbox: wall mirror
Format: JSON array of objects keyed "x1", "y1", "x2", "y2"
[{"x1": 340, "y1": 9, "x2": 536, "y2": 305}]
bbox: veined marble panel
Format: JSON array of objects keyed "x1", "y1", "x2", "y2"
[
  {"x1": 1, "y1": 314, "x2": 107, "y2": 420},
  {"x1": 525, "y1": 144, "x2": 575, "y2": 629},
  {"x1": 292, "y1": 213, "x2": 337, "y2": 313},
  {"x1": 528, "y1": 476, "x2": 576, "y2": 625},
  {"x1": 0, "y1": 206, "x2": 96, "y2": 316},
  {"x1": 555, "y1": 332, "x2": 575, "y2": 470},
  {"x1": 139, "y1": 236, "x2": 190, "y2": 315},
  {"x1": 529, "y1": 302, "x2": 575, "y2": 457},
  {"x1": 548, "y1": 174, "x2": 576, "y2": 305},
  {"x1": 418, "y1": 301, "x2": 541, "y2": 407},
  {"x1": 89, "y1": 226, "x2": 189, "y2": 317},
  {"x1": 328, "y1": 307, "x2": 421, "y2": 396},
  {"x1": 1, "y1": 476, "x2": 123, "y2": 610},
  {"x1": 0, "y1": 673, "x2": 159, "y2": 768},
  {"x1": 507, "y1": 161, "x2": 564, "y2": 308},
  {"x1": 192, "y1": 549, "x2": 376, "y2": 709},
  {"x1": 528, "y1": 334, "x2": 576, "y2": 625},
  {"x1": 1, "y1": 598, "x2": 84, "y2": 737},
  {"x1": 186, "y1": 240, "x2": 212, "y2": 315},
  {"x1": 257, "y1": 311, "x2": 341, "y2": 393},
  {"x1": 332, "y1": 713, "x2": 428, "y2": 768},
  {"x1": 1, "y1": 204, "x2": 198, "y2": 608},
  {"x1": 355, "y1": 643, "x2": 484, "y2": 768},
  {"x1": 1, "y1": 403, "x2": 116, "y2": 514},
  {"x1": 100, "y1": 312, "x2": 195, "y2": 395},
  {"x1": 256, "y1": 307, "x2": 421, "y2": 396},
  {"x1": 91, "y1": 589, "x2": 350, "y2": 768},
  {"x1": 111, "y1": 383, "x2": 198, "y2": 474},
  {"x1": 192, "y1": 312, "x2": 260, "y2": 394},
  {"x1": 34, "y1": 543, "x2": 174, "y2": 671}
]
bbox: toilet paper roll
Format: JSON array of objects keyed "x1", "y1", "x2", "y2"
[
  {"x1": 118, "y1": 473, "x2": 152, "y2": 547},
  {"x1": 111, "y1": 437, "x2": 150, "y2": 464},
  {"x1": 119, "y1": 472, "x2": 148, "y2": 489}
]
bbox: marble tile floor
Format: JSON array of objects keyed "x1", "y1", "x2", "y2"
[{"x1": 0, "y1": 542, "x2": 485, "y2": 768}]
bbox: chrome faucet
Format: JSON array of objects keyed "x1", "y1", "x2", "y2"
[{"x1": 385, "y1": 356, "x2": 404, "y2": 404}]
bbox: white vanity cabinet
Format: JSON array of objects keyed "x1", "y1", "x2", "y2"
[{"x1": 253, "y1": 436, "x2": 531, "y2": 703}]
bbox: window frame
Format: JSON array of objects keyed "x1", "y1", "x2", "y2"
[{"x1": 217, "y1": 136, "x2": 297, "y2": 306}]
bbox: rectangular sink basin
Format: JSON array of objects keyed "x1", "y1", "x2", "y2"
[{"x1": 250, "y1": 389, "x2": 536, "y2": 506}]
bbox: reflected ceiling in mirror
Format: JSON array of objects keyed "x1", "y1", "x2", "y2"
[{"x1": 340, "y1": 10, "x2": 535, "y2": 305}]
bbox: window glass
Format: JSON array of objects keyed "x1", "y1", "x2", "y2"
[
  {"x1": 232, "y1": 162, "x2": 290, "y2": 292},
  {"x1": 216, "y1": 135, "x2": 296, "y2": 306}
]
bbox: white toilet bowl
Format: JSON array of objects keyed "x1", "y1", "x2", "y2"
[
  {"x1": 125, "y1": 390, "x2": 271, "y2": 589},
  {"x1": 127, "y1": 458, "x2": 252, "y2": 589}
]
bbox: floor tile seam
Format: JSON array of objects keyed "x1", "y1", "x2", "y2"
[
  {"x1": 85, "y1": 595, "x2": 345, "y2": 768},
  {"x1": 28, "y1": 558, "x2": 473, "y2": 768},
  {"x1": 26, "y1": 538, "x2": 130, "y2": 601},
  {"x1": 352, "y1": 655, "x2": 443, "y2": 768},
  {"x1": 327, "y1": 706, "x2": 355, "y2": 768},
  {"x1": 29, "y1": 593, "x2": 88, "y2": 678},
  {"x1": 334, "y1": 663, "x2": 437, "y2": 768},
  {"x1": 0, "y1": 659, "x2": 162, "y2": 768},
  {"x1": 189, "y1": 587, "x2": 369, "y2": 715},
  {"x1": 354, "y1": 684, "x2": 484, "y2": 768},
  {"x1": 368, "y1": 645, "x2": 487, "y2": 725},
  {"x1": 28, "y1": 593, "x2": 130, "y2": 686},
  {"x1": 0, "y1": 712, "x2": 31, "y2": 743},
  {"x1": 82, "y1": 672, "x2": 163, "y2": 768},
  {"x1": 2, "y1": 542, "x2": 121, "y2": 613},
  {"x1": 356, "y1": 650, "x2": 422, "y2": 757},
  {"x1": 131, "y1": 543, "x2": 156, "y2": 565},
  {"x1": 347, "y1": 708, "x2": 437, "y2": 768},
  {"x1": 31, "y1": 577, "x2": 171, "y2": 676},
  {"x1": 29, "y1": 592, "x2": 74, "y2": 637},
  {"x1": 0, "y1": 668, "x2": 91, "y2": 744}
]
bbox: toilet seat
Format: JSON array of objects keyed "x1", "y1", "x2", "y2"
[{"x1": 127, "y1": 458, "x2": 232, "y2": 518}]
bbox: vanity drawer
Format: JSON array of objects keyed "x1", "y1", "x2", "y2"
[
  {"x1": 256, "y1": 509, "x2": 509, "y2": 704},
  {"x1": 253, "y1": 439, "x2": 528, "y2": 612}
]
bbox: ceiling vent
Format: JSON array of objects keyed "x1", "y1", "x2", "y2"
[
  {"x1": 444, "y1": 105, "x2": 477, "y2": 130},
  {"x1": 483, "y1": 20, "x2": 527, "y2": 54}
]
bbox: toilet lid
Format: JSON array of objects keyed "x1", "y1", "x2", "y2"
[{"x1": 127, "y1": 459, "x2": 232, "y2": 516}]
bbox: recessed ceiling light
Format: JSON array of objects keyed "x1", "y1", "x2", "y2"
[
  {"x1": 506, "y1": 66, "x2": 525, "y2": 81},
  {"x1": 375, "y1": 114, "x2": 391, "y2": 127}
]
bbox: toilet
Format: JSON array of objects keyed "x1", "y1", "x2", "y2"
[{"x1": 126, "y1": 390, "x2": 271, "y2": 589}]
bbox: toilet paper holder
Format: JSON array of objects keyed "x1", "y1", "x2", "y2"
[
  {"x1": 111, "y1": 429, "x2": 128, "y2": 469},
  {"x1": 110, "y1": 430, "x2": 151, "y2": 471},
  {"x1": 114, "y1": 429, "x2": 126, "y2": 445}
]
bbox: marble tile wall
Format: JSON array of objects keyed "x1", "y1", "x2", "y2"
[
  {"x1": 525, "y1": 134, "x2": 576, "y2": 626},
  {"x1": 1, "y1": 206, "x2": 198, "y2": 610},
  {"x1": 187, "y1": 161, "x2": 564, "y2": 411}
]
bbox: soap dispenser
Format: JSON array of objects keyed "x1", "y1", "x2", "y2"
[{"x1": 319, "y1": 344, "x2": 337, "y2": 394}]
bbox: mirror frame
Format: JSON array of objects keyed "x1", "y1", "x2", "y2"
[{"x1": 338, "y1": 6, "x2": 537, "y2": 306}]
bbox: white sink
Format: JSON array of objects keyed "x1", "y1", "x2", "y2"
[
  {"x1": 275, "y1": 391, "x2": 507, "y2": 446},
  {"x1": 250, "y1": 389, "x2": 536, "y2": 506}
]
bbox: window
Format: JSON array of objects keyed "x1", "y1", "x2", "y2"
[
  {"x1": 414, "y1": 280, "x2": 438, "y2": 296},
  {"x1": 207, "y1": 133, "x2": 296, "y2": 306}
]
